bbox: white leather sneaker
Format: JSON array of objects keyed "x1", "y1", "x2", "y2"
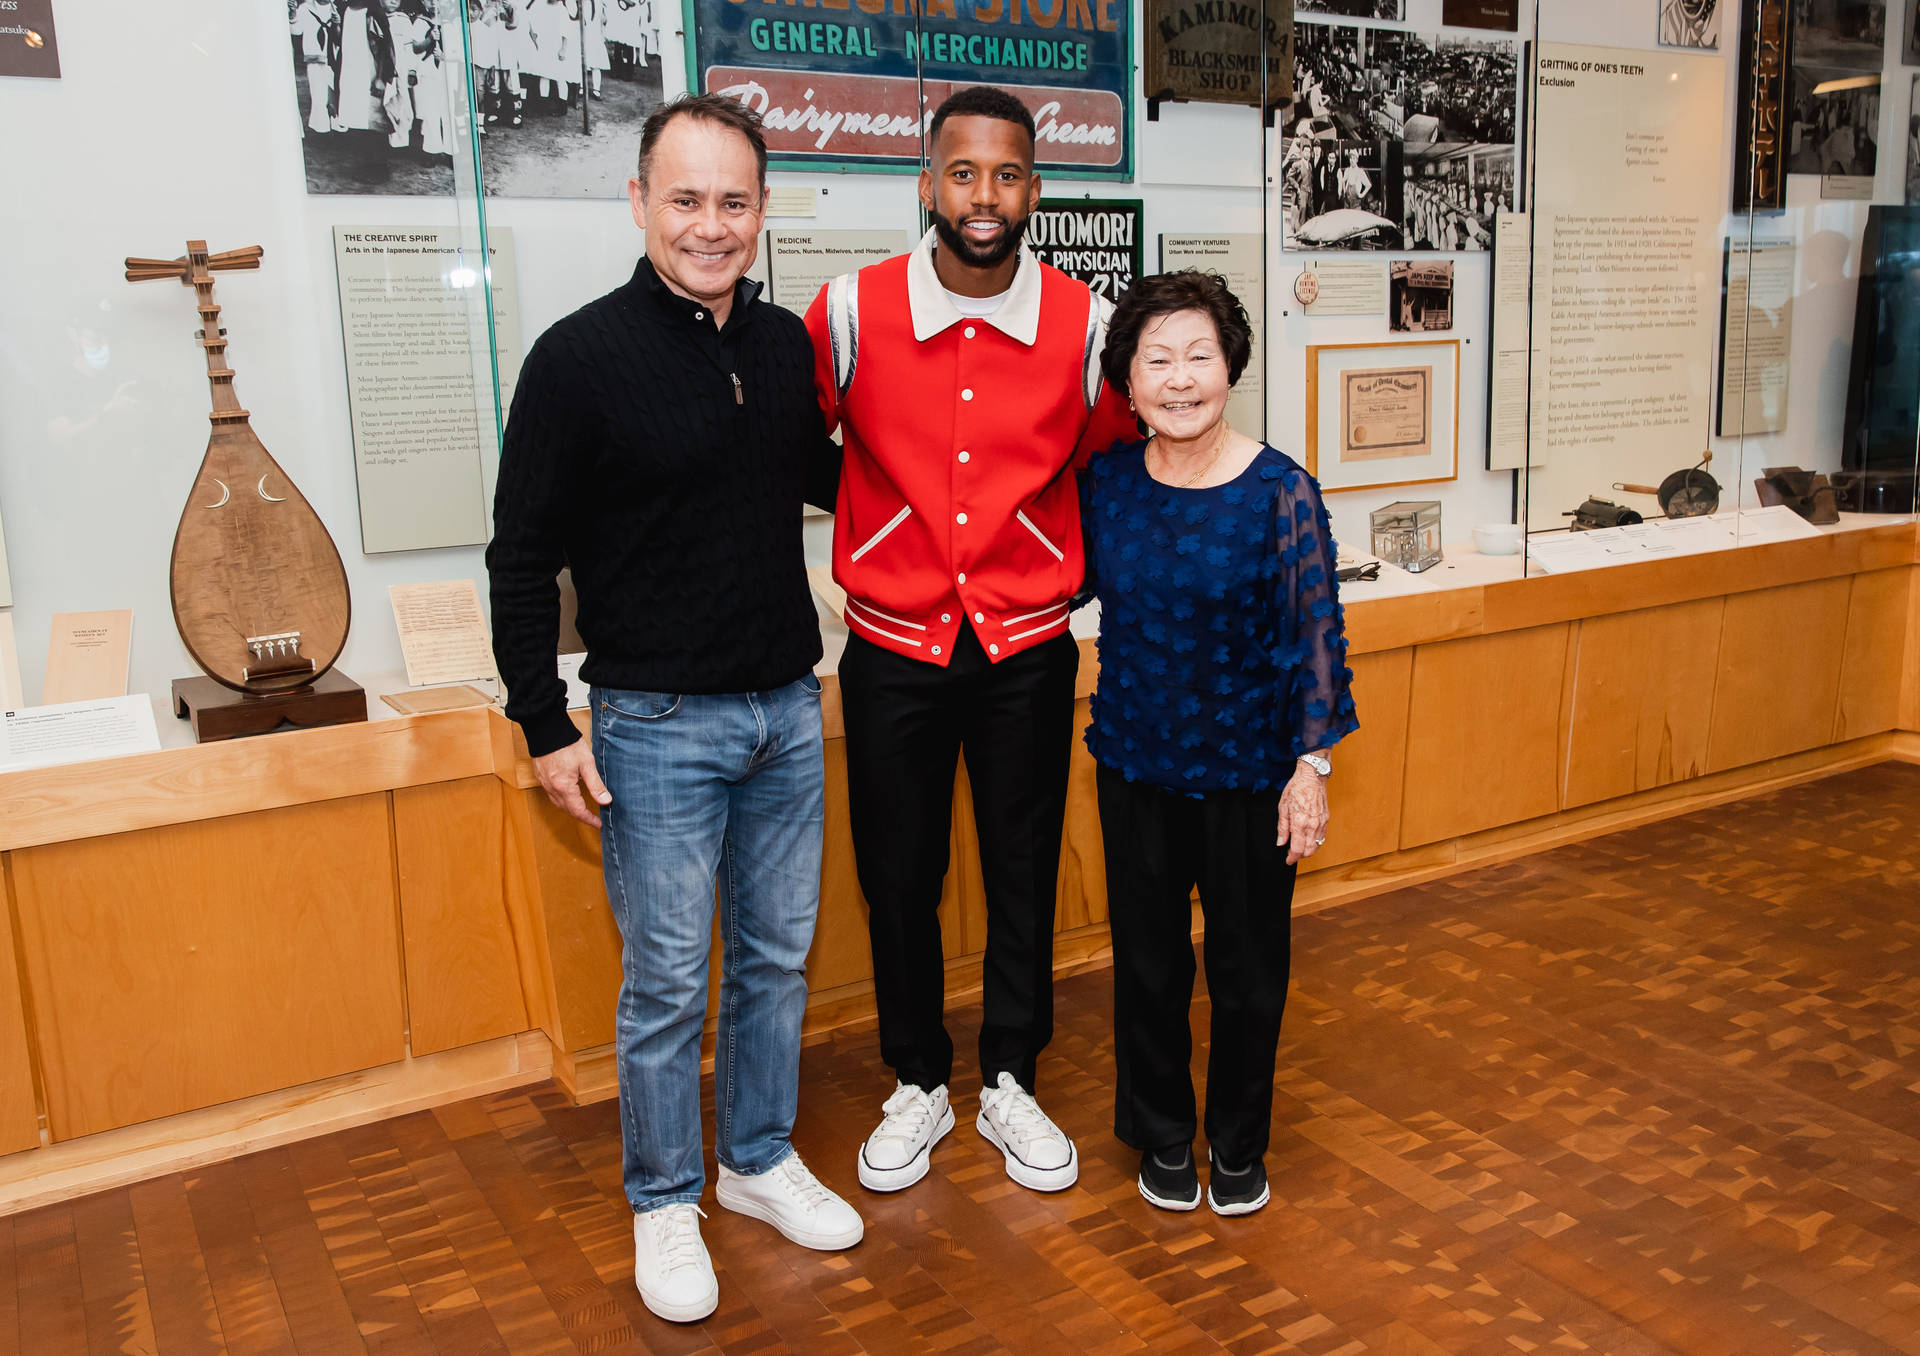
[
  {"x1": 716, "y1": 1152, "x2": 864, "y2": 1250},
  {"x1": 976, "y1": 1072, "x2": 1078, "y2": 1192},
  {"x1": 857, "y1": 1082, "x2": 955, "y2": 1192},
  {"x1": 632, "y1": 1203, "x2": 719, "y2": 1324}
]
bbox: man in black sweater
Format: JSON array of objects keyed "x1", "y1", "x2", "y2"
[{"x1": 485, "y1": 94, "x2": 859, "y2": 1325}]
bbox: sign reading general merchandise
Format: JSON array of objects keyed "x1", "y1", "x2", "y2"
[{"x1": 687, "y1": 0, "x2": 1132, "y2": 178}]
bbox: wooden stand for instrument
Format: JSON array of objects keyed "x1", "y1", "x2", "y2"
[
  {"x1": 129, "y1": 242, "x2": 366, "y2": 743},
  {"x1": 172, "y1": 671, "x2": 368, "y2": 743}
]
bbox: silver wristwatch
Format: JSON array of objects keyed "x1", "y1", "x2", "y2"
[{"x1": 1298, "y1": 751, "x2": 1331, "y2": 778}]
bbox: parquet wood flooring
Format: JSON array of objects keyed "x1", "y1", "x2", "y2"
[{"x1": 7, "y1": 761, "x2": 1920, "y2": 1355}]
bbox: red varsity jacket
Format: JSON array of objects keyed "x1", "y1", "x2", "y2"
[{"x1": 804, "y1": 230, "x2": 1138, "y2": 666}]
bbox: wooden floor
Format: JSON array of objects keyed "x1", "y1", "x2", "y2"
[{"x1": 6, "y1": 761, "x2": 1920, "y2": 1356}]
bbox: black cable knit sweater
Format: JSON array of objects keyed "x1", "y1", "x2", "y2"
[{"x1": 486, "y1": 257, "x2": 839, "y2": 758}]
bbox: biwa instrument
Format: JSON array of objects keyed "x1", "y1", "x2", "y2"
[{"x1": 125, "y1": 242, "x2": 351, "y2": 694}]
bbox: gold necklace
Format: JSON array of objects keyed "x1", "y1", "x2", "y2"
[{"x1": 1151, "y1": 421, "x2": 1233, "y2": 488}]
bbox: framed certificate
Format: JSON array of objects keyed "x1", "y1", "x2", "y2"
[
  {"x1": 1304, "y1": 340, "x2": 1461, "y2": 491},
  {"x1": 1340, "y1": 367, "x2": 1432, "y2": 461}
]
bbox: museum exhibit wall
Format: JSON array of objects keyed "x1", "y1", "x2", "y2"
[
  {"x1": 1273, "y1": 0, "x2": 1910, "y2": 551},
  {"x1": 0, "y1": 1, "x2": 1261, "y2": 703},
  {"x1": 3, "y1": 1, "x2": 1912, "y2": 703},
  {"x1": 1509, "y1": 0, "x2": 1904, "y2": 533}
]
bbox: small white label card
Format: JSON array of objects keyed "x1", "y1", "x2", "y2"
[
  {"x1": 766, "y1": 186, "x2": 818, "y2": 217},
  {"x1": 0, "y1": 694, "x2": 162, "y2": 774},
  {"x1": 1301, "y1": 259, "x2": 1389, "y2": 316}
]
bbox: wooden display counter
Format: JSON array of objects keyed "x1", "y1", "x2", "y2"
[{"x1": 1, "y1": 520, "x2": 1915, "y2": 1213}]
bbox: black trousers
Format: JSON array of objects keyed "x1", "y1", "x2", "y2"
[
  {"x1": 839, "y1": 625, "x2": 1080, "y2": 1093},
  {"x1": 1095, "y1": 765, "x2": 1296, "y2": 1169}
]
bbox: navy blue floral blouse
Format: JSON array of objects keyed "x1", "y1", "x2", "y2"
[{"x1": 1079, "y1": 440, "x2": 1358, "y2": 796}]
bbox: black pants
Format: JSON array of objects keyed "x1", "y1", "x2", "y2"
[
  {"x1": 1096, "y1": 765, "x2": 1296, "y2": 1169},
  {"x1": 839, "y1": 625, "x2": 1080, "y2": 1093}
]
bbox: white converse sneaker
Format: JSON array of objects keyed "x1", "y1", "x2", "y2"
[
  {"x1": 716, "y1": 1152, "x2": 864, "y2": 1250},
  {"x1": 631, "y1": 1203, "x2": 719, "y2": 1323},
  {"x1": 857, "y1": 1082, "x2": 955, "y2": 1192},
  {"x1": 976, "y1": 1072, "x2": 1078, "y2": 1192}
]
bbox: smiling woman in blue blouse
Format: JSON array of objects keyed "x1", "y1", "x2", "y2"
[{"x1": 1081, "y1": 270, "x2": 1358, "y2": 1218}]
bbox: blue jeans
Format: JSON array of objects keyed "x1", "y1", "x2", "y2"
[{"x1": 590, "y1": 675, "x2": 825, "y2": 1214}]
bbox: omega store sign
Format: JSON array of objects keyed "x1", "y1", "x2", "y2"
[
  {"x1": 1144, "y1": 0, "x2": 1293, "y2": 110},
  {"x1": 691, "y1": 0, "x2": 1133, "y2": 177}
]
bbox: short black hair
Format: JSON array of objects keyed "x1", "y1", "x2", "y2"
[
  {"x1": 928, "y1": 86, "x2": 1037, "y2": 159},
  {"x1": 637, "y1": 93, "x2": 769, "y2": 189},
  {"x1": 1101, "y1": 271, "x2": 1254, "y2": 394}
]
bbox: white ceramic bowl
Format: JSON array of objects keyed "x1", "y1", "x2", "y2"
[{"x1": 1473, "y1": 523, "x2": 1524, "y2": 556}]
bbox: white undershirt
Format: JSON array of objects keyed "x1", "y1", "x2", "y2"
[{"x1": 944, "y1": 286, "x2": 1010, "y2": 319}]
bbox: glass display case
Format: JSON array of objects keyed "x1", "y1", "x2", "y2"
[{"x1": 1370, "y1": 500, "x2": 1444, "y2": 572}]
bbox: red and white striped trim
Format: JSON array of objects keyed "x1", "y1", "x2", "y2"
[
  {"x1": 1004, "y1": 601, "x2": 1070, "y2": 626},
  {"x1": 844, "y1": 597, "x2": 925, "y2": 646},
  {"x1": 1006, "y1": 610, "x2": 1070, "y2": 643}
]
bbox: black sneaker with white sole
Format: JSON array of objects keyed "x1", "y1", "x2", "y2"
[
  {"x1": 1137, "y1": 1145, "x2": 1201, "y2": 1212},
  {"x1": 1206, "y1": 1153, "x2": 1270, "y2": 1216}
]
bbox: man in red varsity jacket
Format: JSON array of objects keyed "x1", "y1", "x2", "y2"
[{"x1": 804, "y1": 86, "x2": 1137, "y2": 1197}]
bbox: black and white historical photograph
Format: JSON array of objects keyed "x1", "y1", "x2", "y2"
[
  {"x1": 1296, "y1": 0, "x2": 1406, "y2": 17},
  {"x1": 1901, "y1": 0, "x2": 1920, "y2": 63},
  {"x1": 1788, "y1": 63, "x2": 1881, "y2": 183},
  {"x1": 287, "y1": 0, "x2": 666, "y2": 198},
  {"x1": 1659, "y1": 0, "x2": 1721, "y2": 48},
  {"x1": 1388, "y1": 260, "x2": 1453, "y2": 331},
  {"x1": 1283, "y1": 23, "x2": 1517, "y2": 252},
  {"x1": 1402, "y1": 143, "x2": 1513, "y2": 248},
  {"x1": 1791, "y1": 0, "x2": 1888, "y2": 69}
]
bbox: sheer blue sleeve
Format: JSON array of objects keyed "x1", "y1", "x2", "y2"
[
  {"x1": 1271, "y1": 461, "x2": 1358, "y2": 757},
  {"x1": 1071, "y1": 461, "x2": 1099, "y2": 611}
]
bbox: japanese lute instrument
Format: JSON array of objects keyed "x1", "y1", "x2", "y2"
[{"x1": 126, "y1": 242, "x2": 351, "y2": 693}]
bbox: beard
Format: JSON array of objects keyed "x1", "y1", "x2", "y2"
[{"x1": 930, "y1": 204, "x2": 1029, "y2": 269}]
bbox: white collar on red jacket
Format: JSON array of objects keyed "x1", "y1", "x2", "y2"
[{"x1": 905, "y1": 226, "x2": 1043, "y2": 347}]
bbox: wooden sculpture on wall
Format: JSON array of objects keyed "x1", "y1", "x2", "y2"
[{"x1": 126, "y1": 241, "x2": 366, "y2": 741}]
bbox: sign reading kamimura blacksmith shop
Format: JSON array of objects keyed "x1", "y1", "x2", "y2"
[
  {"x1": 689, "y1": 0, "x2": 1132, "y2": 178},
  {"x1": 1144, "y1": 0, "x2": 1292, "y2": 110}
]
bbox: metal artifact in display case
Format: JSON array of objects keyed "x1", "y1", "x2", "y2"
[
  {"x1": 1370, "y1": 500, "x2": 1443, "y2": 573},
  {"x1": 1612, "y1": 453, "x2": 1723, "y2": 519}
]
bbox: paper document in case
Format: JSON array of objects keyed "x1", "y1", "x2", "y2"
[{"x1": 389, "y1": 579, "x2": 499, "y2": 689}]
